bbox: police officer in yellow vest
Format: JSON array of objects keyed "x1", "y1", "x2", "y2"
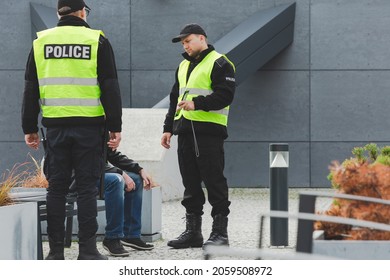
[
  {"x1": 22, "y1": 0, "x2": 122, "y2": 260},
  {"x1": 161, "y1": 24, "x2": 236, "y2": 249}
]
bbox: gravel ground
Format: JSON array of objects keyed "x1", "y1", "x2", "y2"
[{"x1": 42, "y1": 188, "x2": 333, "y2": 260}]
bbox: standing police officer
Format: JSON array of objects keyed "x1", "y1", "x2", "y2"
[
  {"x1": 161, "y1": 24, "x2": 235, "y2": 249},
  {"x1": 22, "y1": 0, "x2": 122, "y2": 260}
]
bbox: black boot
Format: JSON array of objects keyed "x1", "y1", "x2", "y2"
[
  {"x1": 77, "y1": 236, "x2": 108, "y2": 260},
  {"x1": 45, "y1": 237, "x2": 65, "y2": 260},
  {"x1": 203, "y1": 214, "x2": 229, "y2": 249},
  {"x1": 167, "y1": 213, "x2": 203, "y2": 249}
]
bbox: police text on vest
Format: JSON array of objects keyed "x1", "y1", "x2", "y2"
[{"x1": 44, "y1": 44, "x2": 91, "y2": 59}]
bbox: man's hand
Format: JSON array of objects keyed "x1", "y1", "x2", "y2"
[
  {"x1": 177, "y1": 100, "x2": 195, "y2": 111},
  {"x1": 25, "y1": 133, "x2": 40, "y2": 150},
  {"x1": 122, "y1": 172, "x2": 135, "y2": 192},
  {"x1": 161, "y1": 132, "x2": 172, "y2": 149},
  {"x1": 108, "y1": 132, "x2": 121, "y2": 150},
  {"x1": 139, "y1": 169, "x2": 153, "y2": 190}
]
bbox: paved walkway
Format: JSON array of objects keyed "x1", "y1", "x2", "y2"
[{"x1": 42, "y1": 188, "x2": 332, "y2": 260}]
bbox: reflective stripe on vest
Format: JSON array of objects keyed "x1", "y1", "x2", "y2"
[
  {"x1": 38, "y1": 77, "x2": 98, "y2": 86},
  {"x1": 174, "y1": 50, "x2": 234, "y2": 126},
  {"x1": 33, "y1": 26, "x2": 104, "y2": 118},
  {"x1": 41, "y1": 98, "x2": 101, "y2": 106},
  {"x1": 178, "y1": 87, "x2": 229, "y2": 116}
]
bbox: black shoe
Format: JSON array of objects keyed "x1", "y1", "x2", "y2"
[
  {"x1": 45, "y1": 238, "x2": 65, "y2": 260},
  {"x1": 78, "y1": 236, "x2": 108, "y2": 260},
  {"x1": 167, "y1": 213, "x2": 203, "y2": 249},
  {"x1": 203, "y1": 231, "x2": 229, "y2": 248},
  {"x1": 121, "y1": 238, "x2": 154, "y2": 251},
  {"x1": 45, "y1": 251, "x2": 65, "y2": 260},
  {"x1": 203, "y1": 214, "x2": 229, "y2": 249},
  {"x1": 167, "y1": 231, "x2": 204, "y2": 249},
  {"x1": 103, "y1": 238, "x2": 130, "y2": 257}
]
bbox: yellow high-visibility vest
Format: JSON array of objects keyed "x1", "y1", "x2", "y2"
[
  {"x1": 33, "y1": 26, "x2": 105, "y2": 118},
  {"x1": 174, "y1": 50, "x2": 235, "y2": 126}
]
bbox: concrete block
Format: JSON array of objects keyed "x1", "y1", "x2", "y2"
[
  {"x1": 225, "y1": 142, "x2": 310, "y2": 187},
  {"x1": 131, "y1": 70, "x2": 175, "y2": 108},
  {"x1": 121, "y1": 108, "x2": 182, "y2": 202},
  {"x1": 311, "y1": 0, "x2": 390, "y2": 69},
  {"x1": 225, "y1": 142, "x2": 265, "y2": 187},
  {"x1": 0, "y1": 2, "x2": 32, "y2": 69},
  {"x1": 265, "y1": 0, "x2": 310, "y2": 70},
  {"x1": 228, "y1": 71, "x2": 310, "y2": 142},
  {"x1": 118, "y1": 70, "x2": 131, "y2": 107},
  {"x1": 0, "y1": 202, "x2": 38, "y2": 260},
  {"x1": 311, "y1": 71, "x2": 390, "y2": 141},
  {"x1": 141, "y1": 187, "x2": 163, "y2": 241},
  {"x1": 131, "y1": 0, "x2": 262, "y2": 70},
  {"x1": 0, "y1": 71, "x2": 25, "y2": 141}
]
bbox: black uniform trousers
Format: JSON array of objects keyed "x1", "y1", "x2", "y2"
[
  {"x1": 177, "y1": 133, "x2": 231, "y2": 217},
  {"x1": 44, "y1": 125, "x2": 104, "y2": 242}
]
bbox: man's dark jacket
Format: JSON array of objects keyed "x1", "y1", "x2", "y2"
[{"x1": 105, "y1": 148, "x2": 142, "y2": 175}]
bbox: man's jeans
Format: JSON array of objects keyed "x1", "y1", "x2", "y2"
[{"x1": 104, "y1": 172, "x2": 143, "y2": 239}]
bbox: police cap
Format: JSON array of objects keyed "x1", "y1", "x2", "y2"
[
  {"x1": 58, "y1": 0, "x2": 89, "y2": 16},
  {"x1": 172, "y1": 23, "x2": 207, "y2": 43}
]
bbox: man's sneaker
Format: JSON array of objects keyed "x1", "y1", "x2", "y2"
[
  {"x1": 121, "y1": 238, "x2": 154, "y2": 251},
  {"x1": 102, "y1": 238, "x2": 130, "y2": 257}
]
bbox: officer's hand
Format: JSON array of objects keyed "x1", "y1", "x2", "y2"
[
  {"x1": 108, "y1": 132, "x2": 121, "y2": 150},
  {"x1": 25, "y1": 133, "x2": 40, "y2": 150},
  {"x1": 177, "y1": 100, "x2": 195, "y2": 111},
  {"x1": 161, "y1": 132, "x2": 172, "y2": 149}
]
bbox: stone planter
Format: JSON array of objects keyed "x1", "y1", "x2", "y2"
[
  {"x1": 10, "y1": 187, "x2": 46, "y2": 200},
  {"x1": 0, "y1": 202, "x2": 39, "y2": 260},
  {"x1": 313, "y1": 230, "x2": 390, "y2": 259}
]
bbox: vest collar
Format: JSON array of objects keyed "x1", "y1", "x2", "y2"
[
  {"x1": 182, "y1": 44, "x2": 215, "y2": 63},
  {"x1": 57, "y1": 15, "x2": 90, "y2": 28}
]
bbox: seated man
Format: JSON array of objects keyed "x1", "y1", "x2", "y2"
[{"x1": 102, "y1": 148, "x2": 155, "y2": 257}]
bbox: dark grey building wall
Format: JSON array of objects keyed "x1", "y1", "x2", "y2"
[{"x1": 1, "y1": 0, "x2": 390, "y2": 188}]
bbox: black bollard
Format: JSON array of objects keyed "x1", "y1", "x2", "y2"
[{"x1": 269, "y1": 143, "x2": 289, "y2": 246}]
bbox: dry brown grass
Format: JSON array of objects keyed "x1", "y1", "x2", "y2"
[
  {"x1": 21, "y1": 155, "x2": 48, "y2": 189},
  {"x1": 0, "y1": 155, "x2": 48, "y2": 206},
  {"x1": 0, "y1": 163, "x2": 29, "y2": 206}
]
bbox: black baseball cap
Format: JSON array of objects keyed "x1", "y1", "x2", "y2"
[
  {"x1": 57, "y1": 0, "x2": 89, "y2": 16},
  {"x1": 172, "y1": 23, "x2": 207, "y2": 43}
]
